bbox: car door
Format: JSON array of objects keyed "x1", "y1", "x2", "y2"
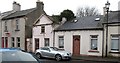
[
  {"x1": 47, "y1": 49, "x2": 56, "y2": 58},
  {"x1": 41, "y1": 47, "x2": 51, "y2": 57}
]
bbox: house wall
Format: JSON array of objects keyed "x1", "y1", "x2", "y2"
[
  {"x1": 33, "y1": 15, "x2": 54, "y2": 52},
  {"x1": 106, "y1": 25, "x2": 120, "y2": 57},
  {"x1": 55, "y1": 30, "x2": 103, "y2": 56},
  {"x1": 1, "y1": 17, "x2": 25, "y2": 50}
]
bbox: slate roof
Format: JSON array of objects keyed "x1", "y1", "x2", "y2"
[
  {"x1": 107, "y1": 11, "x2": 120, "y2": 23},
  {"x1": 0, "y1": 11, "x2": 13, "y2": 18},
  {"x1": 49, "y1": 15, "x2": 60, "y2": 24},
  {"x1": 55, "y1": 15, "x2": 103, "y2": 31},
  {"x1": 2, "y1": 8, "x2": 36, "y2": 20}
]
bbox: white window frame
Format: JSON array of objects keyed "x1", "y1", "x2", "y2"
[
  {"x1": 44, "y1": 38, "x2": 49, "y2": 46},
  {"x1": 16, "y1": 19, "x2": 19, "y2": 30},
  {"x1": 4, "y1": 21, "x2": 7, "y2": 32},
  {"x1": 41, "y1": 26, "x2": 45, "y2": 33},
  {"x1": 11, "y1": 37, "x2": 15, "y2": 47},
  {"x1": 111, "y1": 35, "x2": 119, "y2": 52},
  {"x1": 58, "y1": 36, "x2": 64, "y2": 48},
  {"x1": 90, "y1": 35, "x2": 98, "y2": 50},
  {"x1": 16, "y1": 37, "x2": 20, "y2": 47}
]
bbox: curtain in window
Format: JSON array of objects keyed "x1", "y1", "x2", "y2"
[{"x1": 91, "y1": 39, "x2": 97, "y2": 50}]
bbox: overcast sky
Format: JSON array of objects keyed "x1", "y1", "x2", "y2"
[{"x1": 0, "y1": 0, "x2": 120, "y2": 16}]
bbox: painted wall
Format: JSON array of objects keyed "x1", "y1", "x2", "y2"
[
  {"x1": 55, "y1": 30, "x2": 103, "y2": 56},
  {"x1": 106, "y1": 25, "x2": 120, "y2": 57},
  {"x1": 1, "y1": 17, "x2": 25, "y2": 50},
  {"x1": 33, "y1": 15, "x2": 54, "y2": 52}
]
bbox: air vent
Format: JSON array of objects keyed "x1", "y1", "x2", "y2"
[{"x1": 95, "y1": 17, "x2": 100, "y2": 21}]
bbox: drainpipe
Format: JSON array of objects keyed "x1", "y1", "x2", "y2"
[
  {"x1": 102, "y1": 24, "x2": 105, "y2": 57},
  {"x1": 53, "y1": 30, "x2": 55, "y2": 47}
]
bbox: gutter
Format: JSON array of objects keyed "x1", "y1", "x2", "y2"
[{"x1": 54, "y1": 28, "x2": 103, "y2": 32}]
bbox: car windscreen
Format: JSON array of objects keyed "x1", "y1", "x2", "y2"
[
  {"x1": 50, "y1": 47, "x2": 59, "y2": 51},
  {"x1": 0, "y1": 50, "x2": 38, "y2": 63}
]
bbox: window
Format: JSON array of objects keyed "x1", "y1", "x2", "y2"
[
  {"x1": 17, "y1": 37, "x2": 20, "y2": 47},
  {"x1": 90, "y1": 35, "x2": 98, "y2": 50},
  {"x1": 11, "y1": 37, "x2": 14, "y2": 47},
  {"x1": 111, "y1": 35, "x2": 119, "y2": 51},
  {"x1": 15, "y1": 19, "x2": 19, "y2": 31},
  {"x1": 44, "y1": 38, "x2": 49, "y2": 46},
  {"x1": 58, "y1": 36, "x2": 64, "y2": 48},
  {"x1": 4, "y1": 21, "x2": 8, "y2": 32},
  {"x1": 41, "y1": 26, "x2": 45, "y2": 33}
]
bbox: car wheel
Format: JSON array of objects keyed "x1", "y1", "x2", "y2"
[
  {"x1": 55, "y1": 55, "x2": 62, "y2": 61},
  {"x1": 36, "y1": 53, "x2": 42, "y2": 59}
]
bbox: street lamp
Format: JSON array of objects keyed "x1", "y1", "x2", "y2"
[{"x1": 105, "y1": 1, "x2": 110, "y2": 57}]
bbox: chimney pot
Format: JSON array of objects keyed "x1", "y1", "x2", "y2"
[
  {"x1": 13, "y1": 1, "x2": 21, "y2": 11},
  {"x1": 36, "y1": 0, "x2": 44, "y2": 10}
]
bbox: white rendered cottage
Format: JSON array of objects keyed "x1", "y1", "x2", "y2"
[{"x1": 54, "y1": 15, "x2": 104, "y2": 56}]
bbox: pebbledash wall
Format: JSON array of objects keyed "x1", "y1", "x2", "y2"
[
  {"x1": 55, "y1": 30, "x2": 103, "y2": 56},
  {"x1": 105, "y1": 25, "x2": 120, "y2": 57},
  {"x1": 1, "y1": 18, "x2": 25, "y2": 49}
]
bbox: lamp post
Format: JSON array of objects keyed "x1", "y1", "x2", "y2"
[{"x1": 105, "y1": 1, "x2": 110, "y2": 57}]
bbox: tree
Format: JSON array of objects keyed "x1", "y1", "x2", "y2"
[
  {"x1": 76, "y1": 6, "x2": 100, "y2": 17},
  {"x1": 60, "y1": 9, "x2": 75, "y2": 21}
]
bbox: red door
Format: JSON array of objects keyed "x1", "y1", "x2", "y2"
[
  {"x1": 73, "y1": 35, "x2": 80, "y2": 56},
  {"x1": 2, "y1": 37, "x2": 8, "y2": 48},
  {"x1": 2, "y1": 37, "x2": 4, "y2": 48}
]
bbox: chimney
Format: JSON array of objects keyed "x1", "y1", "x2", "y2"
[
  {"x1": 36, "y1": 0, "x2": 44, "y2": 10},
  {"x1": 61, "y1": 17, "x2": 67, "y2": 25},
  {"x1": 13, "y1": 1, "x2": 21, "y2": 11},
  {"x1": 103, "y1": 7, "x2": 106, "y2": 16}
]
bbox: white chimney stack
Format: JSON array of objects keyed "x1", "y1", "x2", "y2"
[
  {"x1": 61, "y1": 17, "x2": 67, "y2": 25},
  {"x1": 13, "y1": 1, "x2": 21, "y2": 11}
]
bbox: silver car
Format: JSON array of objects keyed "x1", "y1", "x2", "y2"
[{"x1": 35, "y1": 47, "x2": 72, "y2": 61}]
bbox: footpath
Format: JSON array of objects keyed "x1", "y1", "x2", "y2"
[{"x1": 72, "y1": 56, "x2": 120, "y2": 62}]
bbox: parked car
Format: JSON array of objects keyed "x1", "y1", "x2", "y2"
[
  {"x1": 0, "y1": 48, "x2": 40, "y2": 63},
  {"x1": 35, "y1": 47, "x2": 72, "y2": 61}
]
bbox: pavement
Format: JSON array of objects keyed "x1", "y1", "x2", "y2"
[{"x1": 72, "y1": 56, "x2": 120, "y2": 62}]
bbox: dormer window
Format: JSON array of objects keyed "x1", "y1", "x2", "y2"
[
  {"x1": 15, "y1": 19, "x2": 20, "y2": 31},
  {"x1": 41, "y1": 26, "x2": 45, "y2": 33},
  {"x1": 4, "y1": 21, "x2": 8, "y2": 32}
]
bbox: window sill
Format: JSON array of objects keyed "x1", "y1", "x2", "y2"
[
  {"x1": 88, "y1": 50, "x2": 99, "y2": 53},
  {"x1": 15, "y1": 29, "x2": 20, "y2": 31},
  {"x1": 109, "y1": 51, "x2": 120, "y2": 54}
]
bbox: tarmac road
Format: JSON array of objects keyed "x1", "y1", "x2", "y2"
[{"x1": 38, "y1": 58, "x2": 118, "y2": 63}]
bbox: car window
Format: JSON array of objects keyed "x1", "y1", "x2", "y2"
[
  {"x1": 50, "y1": 47, "x2": 59, "y2": 51},
  {"x1": 41, "y1": 47, "x2": 49, "y2": 51}
]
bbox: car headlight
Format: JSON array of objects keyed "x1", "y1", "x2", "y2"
[{"x1": 63, "y1": 53, "x2": 71, "y2": 56}]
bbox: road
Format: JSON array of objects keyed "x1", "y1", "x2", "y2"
[{"x1": 38, "y1": 58, "x2": 117, "y2": 63}]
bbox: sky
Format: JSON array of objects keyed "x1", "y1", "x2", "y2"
[{"x1": 0, "y1": 0, "x2": 120, "y2": 16}]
